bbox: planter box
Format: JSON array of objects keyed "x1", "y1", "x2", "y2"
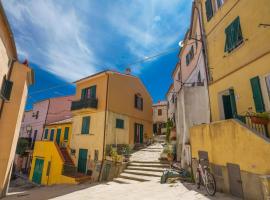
[{"x1": 251, "y1": 116, "x2": 269, "y2": 125}]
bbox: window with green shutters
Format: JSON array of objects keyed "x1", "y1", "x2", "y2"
[
  {"x1": 205, "y1": 0, "x2": 213, "y2": 21},
  {"x1": 64, "y1": 127, "x2": 69, "y2": 140},
  {"x1": 250, "y1": 76, "x2": 265, "y2": 113},
  {"x1": 44, "y1": 129, "x2": 49, "y2": 139},
  {"x1": 81, "y1": 85, "x2": 96, "y2": 100},
  {"x1": 81, "y1": 116, "x2": 90, "y2": 134},
  {"x1": 116, "y1": 119, "x2": 124, "y2": 129},
  {"x1": 224, "y1": 17, "x2": 243, "y2": 53}
]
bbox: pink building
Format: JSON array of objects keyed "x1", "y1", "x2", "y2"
[{"x1": 16, "y1": 95, "x2": 74, "y2": 173}]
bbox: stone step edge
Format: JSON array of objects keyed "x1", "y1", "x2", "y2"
[
  {"x1": 127, "y1": 167, "x2": 165, "y2": 172},
  {"x1": 123, "y1": 170, "x2": 161, "y2": 177},
  {"x1": 119, "y1": 175, "x2": 149, "y2": 182}
]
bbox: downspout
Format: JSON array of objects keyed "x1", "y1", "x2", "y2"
[
  {"x1": 98, "y1": 72, "x2": 110, "y2": 181},
  {"x1": 42, "y1": 99, "x2": 51, "y2": 140}
]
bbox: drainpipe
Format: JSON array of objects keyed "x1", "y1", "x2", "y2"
[{"x1": 98, "y1": 72, "x2": 110, "y2": 181}]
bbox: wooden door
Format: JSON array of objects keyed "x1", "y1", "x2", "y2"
[
  {"x1": 78, "y1": 149, "x2": 88, "y2": 173},
  {"x1": 32, "y1": 158, "x2": 44, "y2": 184}
]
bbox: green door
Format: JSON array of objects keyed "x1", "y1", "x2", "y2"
[
  {"x1": 140, "y1": 124, "x2": 144, "y2": 144},
  {"x1": 78, "y1": 149, "x2": 88, "y2": 173},
  {"x1": 56, "y1": 129, "x2": 61, "y2": 145},
  {"x1": 250, "y1": 76, "x2": 265, "y2": 112},
  {"x1": 32, "y1": 158, "x2": 44, "y2": 184},
  {"x1": 222, "y1": 95, "x2": 233, "y2": 119},
  {"x1": 134, "y1": 123, "x2": 144, "y2": 144}
]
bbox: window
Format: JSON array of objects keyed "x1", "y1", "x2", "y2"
[
  {"x1": 195, "y1": 33, "x2": 198, "y2": 49},
  {"x1": 135, "y1": 94, "x2": 143, "y2": 110},
  {"x1": 177, "y1": 71, "x2": 181, "y2": 81},
  {"x1": 50, "y1": 129, "x2": 55, "y2": 141},
  {"x1": 265, "y1": 75, "x2": 270, "y2": 100},
  {"x1": 186, "y1": 46, "x2": 194, "y2": 66},
  {"x1": 64, "y1": 127, "x2": 69, "y2": 140},
  {"x1": 205, "y1": 0, "x2": 213, "y2": 21},
  {"x1": 224, "y1": 17, "x2": 243, "y2": 53},
  {"x1": 81, "y1": 116, "x2": 90, "y2": 134},
  {"x1": 116, "y1": 119, "x2": 124, "y2": 129},
  {"x1": 44, "y1": 129, "x2": 49, "y2": 139},
  {"x1": 216, "y1": 0, "x2": 224, "y2": 9},
  {"x1": 81, "y1": 85, "x2": 96, "y2": 100},
  {"x1": 0, "y1": 75, "x2": 13, "y2": 100},
  {"x1": 158, "y1": 109, "x2": 162, "y2": 116},
  {"x1": 250, "y1": 76, "x2": 265, "y2": 113}
]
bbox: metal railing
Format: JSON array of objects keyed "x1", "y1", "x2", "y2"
[
  {"x1": 71, "y1": 98, "x2": 98, "y2": 110},
  {"x1": 236, "y1": 114, "x2": 269, "y2": 138}
]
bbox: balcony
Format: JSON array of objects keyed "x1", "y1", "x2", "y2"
[{"x1": 71, "y1": 98, "x2": 98, "y2": 111}]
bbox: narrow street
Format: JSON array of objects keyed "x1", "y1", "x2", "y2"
[{"x1": 5, "y1": 143, "x2": 237, "y2": 200}]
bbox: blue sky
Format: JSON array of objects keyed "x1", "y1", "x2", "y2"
[{"x1": 2, "y1": 0, "x2": 192, "y2": 110}]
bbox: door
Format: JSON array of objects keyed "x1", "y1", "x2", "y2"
[
  {"x1": 78, "y1": 149, "x2": 88, "y2": 173},
  {"x1": 222, "y1": 95, "x2": 233, "y2": 119},
  {"x1": 134, "y1": 123, "x2": 144, "y2": 144},
  {"x1": 227, "y1": 163, "x2": 244, "y2": 198},
  {"x1": 56, "y1": 129, "x2": 61, "y2": 145},
  {"x1": 32, "y1": 158, "x2": 44, "y2": 184}
]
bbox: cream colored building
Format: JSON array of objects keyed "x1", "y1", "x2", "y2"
[
  {"x1": 152, "y1": 101, "x2": 168, "y2": 135},
  {"x1": 0, "y1": 2, "x2": 34, "y2": 197},
  {"x1": 70, "y1": 70, "x2": 153, "y2": 181}
]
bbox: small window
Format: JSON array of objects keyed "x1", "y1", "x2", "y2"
[
  {"x1": 44, "y1": 129, "x2": 49, "y2": 139},
  {"x1": 158, "y1": 109, "x2": 162, "y2": 116},
  {"x1": 0, "y1": 75, "x2": 13, "y2": 100},
  {"x1": 81, "y1": 116, "x2": 90, "y2": 134},
  {"x1": 50, "y1": 129, "x2": 55, "y2": 141},
  {"x1": 186, "y1": 46, "x2": 194, "y2": 66},
  {"x1": 64, "y1": 127, "x2": 69, "y2": 140},
  {"x1": 205, "y1": 0, "x2": 213, "y2": 21},
  {"x1": 116, "y1": 118, "x2": 124, "y2": 129},
  {"x1": 135, "y1": 94, "x2": 143, "y2": 110},
  {"x1": 224, "y1": 17, "x2": 243, "y2": 53}
]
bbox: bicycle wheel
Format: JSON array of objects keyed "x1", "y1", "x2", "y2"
[
  {"x1": 195, "y1": 170, "x2": 201, "y2": 189},
  {"x1": 205, "y1": 172, "x2": 216, "y2": 196}
]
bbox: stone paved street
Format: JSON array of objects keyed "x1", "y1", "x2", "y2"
[{"x1": 4, "y1": 144, "x2": 237, "y2": 200}]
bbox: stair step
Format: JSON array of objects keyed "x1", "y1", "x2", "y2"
[
  {"x1": 127, "y1": 166, "x2": 165, "y2": 172},
  {"x1": 131, "y1": 160, "x2": 168, "y2": 164},
  {"x1": 119, "y1": 172, "x2": 157, "y2": 182},
  {"x1": 124, "y1": 169, "x2": 162, "y2": 177},
  {"x1": 128, "y1": 163, "x2": 169, "y2": 168},
  {"x1": 113, "y1": 178, "x2": 140, "y2": 184}
]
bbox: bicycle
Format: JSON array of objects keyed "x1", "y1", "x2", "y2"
[{"x1": 194, "y1": 158, "x2": 216, "y2": 196}]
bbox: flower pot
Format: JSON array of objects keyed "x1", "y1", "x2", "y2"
[{"x1": 251, "y1": 116, "x2": 269, "y2": 125}]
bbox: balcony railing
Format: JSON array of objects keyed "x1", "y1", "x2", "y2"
[{"x1": 71, "y1": 98, "x2": 98, "y2": 111}]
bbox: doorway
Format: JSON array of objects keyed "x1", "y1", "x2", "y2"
[
  {"x1": 220, "y1": 89, "x2": 237, "y2": 120},
  {"x1": 32, "y1": 158, "x2": 44, "y2": 184},
  {"x1": 227, "y1": 163, "x2": 244, "y2": 198},
  {"x1": 134, "y1": 123, "x2": 144, "y2": 144},
  {"x1": 78, "y1": 149, "x2": 88, "y2": 174}
]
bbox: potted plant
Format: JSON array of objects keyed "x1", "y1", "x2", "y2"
[
  {"x1": 122, "y1": 145, "x2": 131, "y2": 162},
  {"x1": 250, "y1": 112, "x2": 270, "y2": 125}
]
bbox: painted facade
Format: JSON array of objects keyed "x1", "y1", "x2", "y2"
[
  {"x1": 152, "y1": 101, "x2": 168, "y2": 135},
  {"x1": 70, "y1": 70, "x2": 153, "y2": 182},
  {"x1": 0, "y1": 2, "x2": 34, "y2": 197},
  {"x1": 16, "y1": 95, "x2": 73, "y2": 174},
  {"x1": 172, "y1": 0, "x2": 210, "y2": 168},
  {"x1": 166, "y1": 84, "x2": 176, "y2": 123}
]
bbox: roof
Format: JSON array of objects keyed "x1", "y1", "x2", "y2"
[
  {"x1": 152, "y1": 101, "x2": 167, "y2": 107},
  {"x1": 0, "y1": 2, "x2": 17, "y2": 59},
  {"x1": 47, "y1": 118, "x2": 72, "y2": 126}
]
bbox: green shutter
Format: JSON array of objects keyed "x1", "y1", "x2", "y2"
[
  {"x1": 229, "y1": 89, "x2": 238, "y2": 118},
  {"x1": 81, "y1": 116, "x2": 90, "y2": 134},
  {"x1": 64, "y1": 127, "x2": 69, "y2": 140},
  {"x1": 81, "y1": 88, "x2": 86, "y2": 99},
  {"x1": 1, "y1": 77, "x2": 13, "y2": 100},
  {"x1": 44, "y1": 129, "x2": 48, "y2": 139},
  {"x1": 205, "y1": 0, "x2": 213, "y2": 21},
  {"x1": 90, "y1": 85, "x2": 96, "y2": 98},
  {"x1": 250, "y1": 77, "x2": 265, "y2": 112},
  {"x1": 225, "y1": 17, "x2": 243, "y2": 52}
]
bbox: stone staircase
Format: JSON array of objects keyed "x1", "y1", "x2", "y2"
[
  {"x1": 113, "y1": 144, "x2": 169, "y2": 184},
  {"x1": 60, "y1": 147, "x2": 74, "y2": 166}
]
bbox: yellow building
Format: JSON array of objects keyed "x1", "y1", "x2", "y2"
[
  {"x1": 0, "y1": 2, "x2": 34, "y2": 197},
  {"x1": 70, "y1": 70, "x2": 153, "y2": 181},
  {"x1": 190, "y1": 0, "x2": 270, "y2": 199},
  {"x1": 29, "y1": 118, "x2": 88, "y2": 185}
]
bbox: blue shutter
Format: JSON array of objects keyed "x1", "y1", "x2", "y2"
[{"x1": 81, "y1": 116, "x2": 90, "y2": 134}]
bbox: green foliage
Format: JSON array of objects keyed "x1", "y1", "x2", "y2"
[
  {"x1": 254, "y1": 112, "x2": 270, "y2": 119},
  {"x1": 121, "y1": 144, "x2": 131, "y2": 156},
  {"x1": 110, "y1": 146, "x2": 122, "y2": 163},
  {"x1": 16, "y1": 138, "x2": 30, "y2": 156},
  {"x1": 162, "y1": 144, "x2": 173, "y2": 157}
]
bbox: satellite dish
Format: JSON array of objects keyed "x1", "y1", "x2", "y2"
[{"x1": 178, "y1": 40, "x2": 184, "y2": 47}]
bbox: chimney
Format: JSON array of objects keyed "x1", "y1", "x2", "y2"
[{"x1": 125, "y1": 68, "x2": 131, "y2": 75}]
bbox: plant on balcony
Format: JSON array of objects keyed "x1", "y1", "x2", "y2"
[
  {"x1": 110, "y1": 146, "x2": 122, "y2": 163},
  {"x1": 250, "y1": 112, "x2": 270, "y2": 125}
]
